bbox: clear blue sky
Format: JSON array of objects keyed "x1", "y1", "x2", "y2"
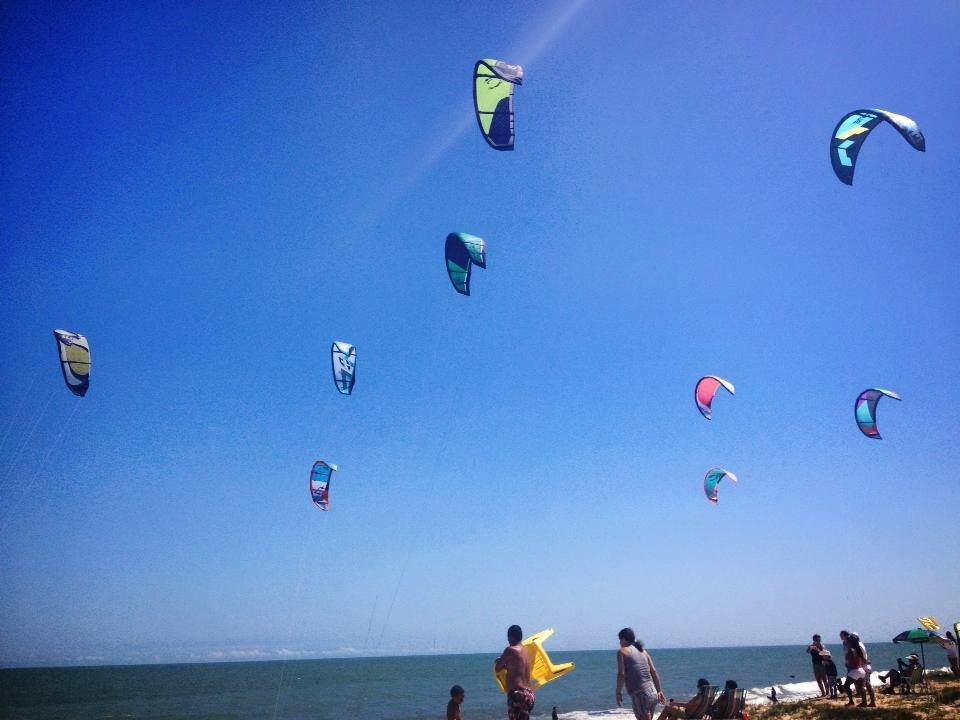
[{"x1": 1, "y1": 0, "x2": 958, "y2": 667}]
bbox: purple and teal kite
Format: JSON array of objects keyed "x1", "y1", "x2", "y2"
[{"x1": 855, "y1": 388, "x2": 901, "y2": 439}]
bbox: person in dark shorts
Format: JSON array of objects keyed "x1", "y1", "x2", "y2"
[
  {"x1": 806, "y1": 634, "x2": 828, "y2": 697},
  {"x1": 495, "y1": 625, "x2": 535, "y2": 720},
  {"x1": 820, "y1": 651, "x2": 839, "y2": 698},
  {"x1": 447, "y1": 685, "x2": 464, "y2": 720}
]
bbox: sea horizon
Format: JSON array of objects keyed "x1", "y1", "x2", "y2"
[
  {"x1": 0, "y1": 639, "x2": 909, "y2": 670},
  {"x1": 4, "y1": 642, "x2": 955, "y2": 720}
]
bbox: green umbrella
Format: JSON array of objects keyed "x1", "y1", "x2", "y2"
[{"x1": 892, "y1": 628, "x2": 935, "y2": 669}]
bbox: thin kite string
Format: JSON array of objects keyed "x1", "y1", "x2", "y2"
[
  {"x1": 374, "y1": 388, "x2": 458, "y2": 652},
  {"x1": 1, "y1": 386, "x2": 55, "y2": 485},
  {"x1": 0, "y1": 400, "x2": 79, "y2": 533},
  {"x1": 0, "y1": 368, "x2": 40, "y2": 459},
  {"x1": 270, "y1": 523, "x2": 314, "y2": 720},
  {"x1": 361, "y1": 594, "x2": 380, "y2": 653}
]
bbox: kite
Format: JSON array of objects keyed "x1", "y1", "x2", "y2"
[
  {"x1": 445, "y1": 232, "x2": 486, "y2": 295},
  {"x1": 830, "y1": 109, "x2": 925, "y2": 185},
  {"x1": 474, "y1": 59, "x2": 523, "y2": 151},
  {"x1": 704, "y1": 467, "x2": 737, "y2": 504},
  {"x1": 53, "y1": 329, "x2": 90, "y2": 397},
  {"x1": 855, "y1": 388, "x2": 901, "y2": 439},
  {"x1": 494, "y1": 629, "x2": 574, "y2": 693},
  {"x1": 331, "y1": 341, "x2": 356, "y2": 395},
  {"x1": 695, "y1": 376, "x2": 736, "y2": 420},
  {"x1": 310, "y1": 460, "x2": 337, "y2": 511}
]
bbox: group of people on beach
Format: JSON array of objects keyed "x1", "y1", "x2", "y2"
[
  {"x1": 806, "y1": 631, "x2": 875, "y2": 706},
  {"x1": 448, "y1": 625, "x2": 742, "y2": 720},
  {"x1": 807, "y1": 629, "x2": 960, "y2": 708},
  {"x1": 616, "y1": 628, "x2": 741, "y2": 720},
  {"x1": 449, "y1": 625, "x2": 960, "y2": 720}
]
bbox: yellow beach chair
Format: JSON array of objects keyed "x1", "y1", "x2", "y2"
[{"x1": 494, "y1": 628, "x2": 575, "y2": 693}]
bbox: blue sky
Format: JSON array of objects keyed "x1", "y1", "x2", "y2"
[{"x1": 1, "y1": 0, "x2": 958, "y2": 667}]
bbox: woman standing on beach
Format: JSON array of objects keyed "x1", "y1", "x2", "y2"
[
  {"x1": 840, "y1": 631, "x2": 867, "y2": 707},
  {"x1": 615, "y1": 628, "x2": 666, "y2": 720},
  {"x1": 849, "y1": 633, "x2": 876, "y2": 707}
]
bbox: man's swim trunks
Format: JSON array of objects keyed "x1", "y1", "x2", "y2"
[{"x1": 507, "y1": 688, "x2": 536, "y2": 720}]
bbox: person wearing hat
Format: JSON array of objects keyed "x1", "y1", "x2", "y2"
[
  {"x1": 877, "y1": 654, "x2": 920, "y2": 694},
  {"x1": 806, "y1": 634, "x2": 828, "y2": 697},
  {"x1": 820, "y1": 650, "x2": 839, "y2": 698}
]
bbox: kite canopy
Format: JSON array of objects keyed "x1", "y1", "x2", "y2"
[
  {"x1": 704, "y1": 467, "x2": 737, "y2": 504},
  {"x1": 445, "y1": 232, "x2": 486, "y2": 295},
  {"x1": 830, "y1": 109, "x2": 925, "y2": 185},
  {"x1": 331, "y1": 341, "x2": 356, "y2": 395},
  {"x1": 855, "y1": 388, "x2": 901, "y2": 439},
  {"x1": 695, "y1": 376, "x2": 736, "y2": 420},
  {"x1": 310, "y1": 460, "x2": 337, "y2": 511},
  {"x1": 53, "y1": 329, "x2": 90, "y2": 397},
  {"x1": 474, "y1": 59, "x2": 523, "y2": 151}
]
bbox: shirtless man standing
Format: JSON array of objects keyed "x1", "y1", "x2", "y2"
[{"x1": 495, "y1": 625, "x2": 535, "y2": 720}]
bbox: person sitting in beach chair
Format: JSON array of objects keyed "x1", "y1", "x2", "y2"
[
  {"x1": 877, "y1": 654, "x2": 921, "y2": 694},
  {"x1": 897, "y1": 665, "x2": 925, "y2": 695},
  {"x1": 706, "y1": 681, "x2": 744, "y2": 720},
  {"x1": 656, "y1": 679, "x2": 714, "y2": 720}
]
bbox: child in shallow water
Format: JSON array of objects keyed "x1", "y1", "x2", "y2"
[{"x1": 446, "y1": 685, "x2": 464, "y2": 720}]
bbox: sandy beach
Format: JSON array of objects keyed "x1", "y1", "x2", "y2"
[{"x1": 750, "y1": 672, "x2": 960, "y2": 720}]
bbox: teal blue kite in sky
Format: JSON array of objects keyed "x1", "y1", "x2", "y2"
[
  {"x1": 831, "y1": 109, "x2": 925, "y2": 185},
  {"x1": 445, "y1": 232, "x2": 486, "y2": 295},
  {"x1": 704, "y1": 467, "x2": 737, "y2": 504}
]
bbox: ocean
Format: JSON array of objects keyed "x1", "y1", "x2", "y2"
[{"x1": 0, "y1": 643, "x2": 940, "y2": 720}]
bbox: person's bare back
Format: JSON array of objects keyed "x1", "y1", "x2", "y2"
[{"x1": 501, "y1": 644, "x2": 532, "y2": 692}]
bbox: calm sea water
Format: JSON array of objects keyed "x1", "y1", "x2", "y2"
[{"x1": 0, "y1": 643, "x2": 932, "y2": 720}]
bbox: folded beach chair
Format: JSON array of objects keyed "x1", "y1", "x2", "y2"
[{"x1": 898, "y1": 666, "x2": 926, "y2": 694}]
